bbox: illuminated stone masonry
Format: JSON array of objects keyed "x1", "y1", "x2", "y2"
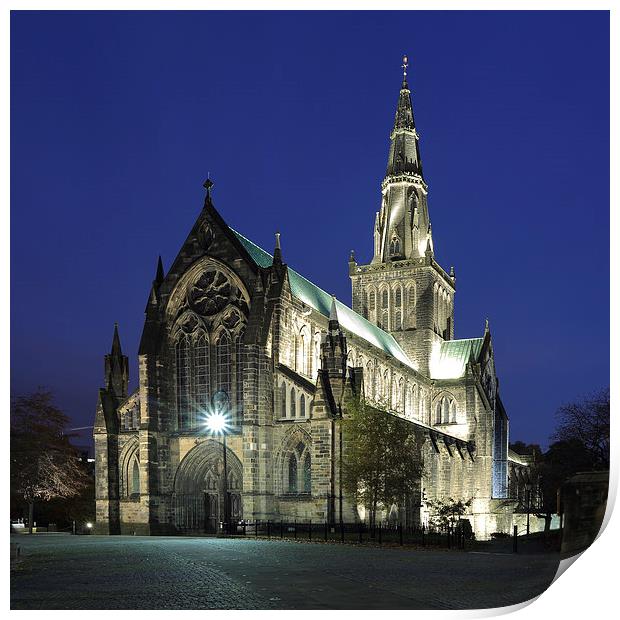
[{"x1": 94, "y1": 58, "x2": 526, "y2": 540}]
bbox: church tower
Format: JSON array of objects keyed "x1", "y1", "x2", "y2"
[{"x1": 350, "y1": 56, "x2": 456, "y2": 375}]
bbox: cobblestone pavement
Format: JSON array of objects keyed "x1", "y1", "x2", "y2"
[{"x1": 10, "y1": 534, "x2": 561, "y2": 610}]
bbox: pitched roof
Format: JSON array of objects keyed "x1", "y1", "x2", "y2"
[
  {"x1": 231, "y1": 228, "x2": 416, "y2": 370},
  {"x1": 429, "y1": 337, "x2": 483, "y2": 380}
]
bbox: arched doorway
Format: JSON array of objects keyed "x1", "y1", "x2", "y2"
[{"x1": 172, "y1": 440, "x2": 243, "y2": 534}]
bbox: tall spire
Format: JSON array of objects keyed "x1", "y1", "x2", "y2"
[
  {"x1": 386, "y1": 54, "x2": 423, "y2": 178},
  {"x1": 371, "y1": 55, "x2": 430, "y2": 264}
]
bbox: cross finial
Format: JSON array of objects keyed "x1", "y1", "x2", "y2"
[
  {"x1": 203, "y1": 173, "x2": 214, "y2": 198},
  {"x1": 402, "y1": 54, "x2": 409, "y2": 79}
]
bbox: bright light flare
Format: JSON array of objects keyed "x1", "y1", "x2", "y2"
[
  {"x1": 86, "y1": 522, "x2": 93, "y2": 529},
  {"x1": 205, "y1": 411, "x2": 231, "y2": 435}
]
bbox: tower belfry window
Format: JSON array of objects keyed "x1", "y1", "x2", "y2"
[{"x1": 390, "y1": 235, "x2": 401, "y2": 256}]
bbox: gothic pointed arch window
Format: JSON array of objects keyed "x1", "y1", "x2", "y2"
[
  {"x1": 288, "y1": 454, "x2": 298, "y2": 493},
  {"x1": 362, "y1": 290, "x2": 369, "y2": 319},
  {"x1": 175, "y1": 334, "x2": 191, "y2": 429},
  {"x1": 450, "y1": 399, "x2": 457, "y2": 423},
  {"x1": 407, "y1": 285, "x2": 416, "y2": 328},
  {"x1": 216, "y1": 331, "x2": 232, "y2": 399},
  {"x1": 397, "y1": 377, "x2": 404, "y2": 412},
  {"x1": 393, "y1": 285, "x2": 403, "y2": 331},
  {"x1": 435, "y1": 400, "x2": 443, "y2": 424},
  {"x1": 369, "y1": 289, "x2": 376, "y2": 323},
  {"x1": 195, "y1": 332, "x2": 210, "y2": 422},
  {"x1": 365, "y1": 360, "x2": 374, "y2": 400},
  {"x1": 280, "y1": 381, "x2": 287, "y2": 418},
  {"x1": 412, "y1": 384, "x2": 419, "y2": 420},
  {"x1": 383, "y1": 369, "x2": 390, "y2": 403},
  {"x1": 130, "y1": 458, "x2": 140, "y2": 497},
  {"x1": 297, "y1": 329, "x2": 308, "y2": 376},
  {"x1": 442, "y1": 396, "x2": 451, "y2": 424},
  {"x1": 389, "y1": 234, "x2": 401, "y2": 257},
  {"x1": 290, "y1": 388, "x2": 296, "y2": 418},
  {"x1": 303, "y1": 452, "x2": 311, "y2": 493},
  {"x1": 312, "y1": 332, "x2": 321, "y2": 379},
  {"x1": 300, "y1": 393, "x2": 306, "y2": 418}
]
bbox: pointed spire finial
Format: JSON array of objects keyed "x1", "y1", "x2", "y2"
[
  {"x1": 484, "y1": 318, "x2": 490, "y2": 334},
  {"x1": 111, "y1": 323, "x2": 122, "y2": 356},
  {"x1": 155, "y1": 255, "x2": 164, "y2": 285},
  {"x1": 349, "y1": 249, "x2": 355, "y2": 263},
  {"x1": 273, "y1": 231, "x2": 283, "y2": 266},
  {"x1": 329, "y1": 296, "x2": 339, "y2": 324},
  {"x1": 203, "y1": 175, "x2": 214, "y2": 200}
]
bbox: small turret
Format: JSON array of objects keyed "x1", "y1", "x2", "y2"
[
  {"x1": 104, "y1": 323, "x2": 129, "y2": 399},
  {"x1": 321, "y1": 297, "x2": 348, "y2": 378}
]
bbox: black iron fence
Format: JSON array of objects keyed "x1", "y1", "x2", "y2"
[{"x1": 225, "y1": 520, "x2": 467, "y2": 549}]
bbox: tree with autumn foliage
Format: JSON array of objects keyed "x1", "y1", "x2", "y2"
[{"x1": 10, "y1": 390, "x2": 89, "y2": 533}]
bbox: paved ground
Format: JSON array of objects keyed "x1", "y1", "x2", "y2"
[{"x1": 10, "y1": 534, "x2": 561, "y2": 610}]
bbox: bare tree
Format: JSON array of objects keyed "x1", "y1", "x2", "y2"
[
  {"x1": 553, "y1": 388, "x2": 610, "y2": 469},
  {"x1": 11, "y1": 390, "x2": 88, "y2": 533}
]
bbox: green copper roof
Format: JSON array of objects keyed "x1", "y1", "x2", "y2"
[
  {"x1": 231, "y1": 228, "x2": 416, "y2": 370},
  {"x1": 430, "y1": 337, "x2": 483, "y2": 380}
]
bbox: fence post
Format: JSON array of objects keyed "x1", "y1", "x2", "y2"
[
  {"x1": 447, "y1": 525, "x2": 451, "y2": 549},
  {"x1": 294, "y1": 520, "x2": 297, "y2": 540},
  {"x1": 267, "y1": 520, "x2": 270, "y2": 539},
  {"x1": 309, "y1": 520, "x2": 312, "y2": 541},
  {"x1": 513, "y1": 525, "x2": 518, "y2": 553},
  {"x1": 421, "y1": 524, "x2": 425, "y2": 547},
  {"x1": 340, "y1": 522, "x2": 345, "y2": 543},
  {"x1": 72, "y1": 520, "x2": 76, "y2": 535},
  {"x1": 280, "y1": 520, "x2": 283, "y2": 538},
  {"x1": 359, "y1": 522, "x2": 363, "y2": 544},
  {"x1": 399, "y1": 523, "x2": 403, "y2": 546},
  {"x1": 378, "y1": 521, "x2": 382, "y2": 545},
  {"x1": 255, "y1": 519, "x2": 258, "y2": 538},
  {"x1": 243, "y1": 521, "x2": 247, "y2": 537}
]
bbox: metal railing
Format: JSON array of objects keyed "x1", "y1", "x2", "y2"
[{"x1": 225, "y1": 520, "x2": 468, "y2": 549}]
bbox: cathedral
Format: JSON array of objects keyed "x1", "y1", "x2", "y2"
[{"x1": 94, "y1": 58, "x2": 525, "y2": 540}]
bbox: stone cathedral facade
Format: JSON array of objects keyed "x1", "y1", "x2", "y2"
[{"x1": 94, "y1": 61, "x2": 523, "y2": 540}]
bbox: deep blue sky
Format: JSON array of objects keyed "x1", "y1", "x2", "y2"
[{"x1": 11, "y1": 11, "x2": 609, "y2": 448}]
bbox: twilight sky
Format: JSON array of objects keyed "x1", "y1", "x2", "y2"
[{"x1": 10, "y1": 10, "x2": 609, "y2": 448}]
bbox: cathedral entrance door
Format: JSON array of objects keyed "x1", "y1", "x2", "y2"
[
  {"x1": 173, "y1": 439, "x2": 243, "y2": 535},
  {"x1": 204, "y1": 492, "x2": 219, "y2": 534}
]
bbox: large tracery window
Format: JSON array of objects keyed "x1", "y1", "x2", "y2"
[
  {"x1": 176, "y1": 335, "x2": 191, "y2": 429},
  {"x1": 284, "y1": 442, "x2": 312, "y2": 495},
  {"x1": 435, "y1": 395, "x2": 457, "y2": 424},
  {"x1": 300, "y1": 393, "x2": 306, "y2": 418}
]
